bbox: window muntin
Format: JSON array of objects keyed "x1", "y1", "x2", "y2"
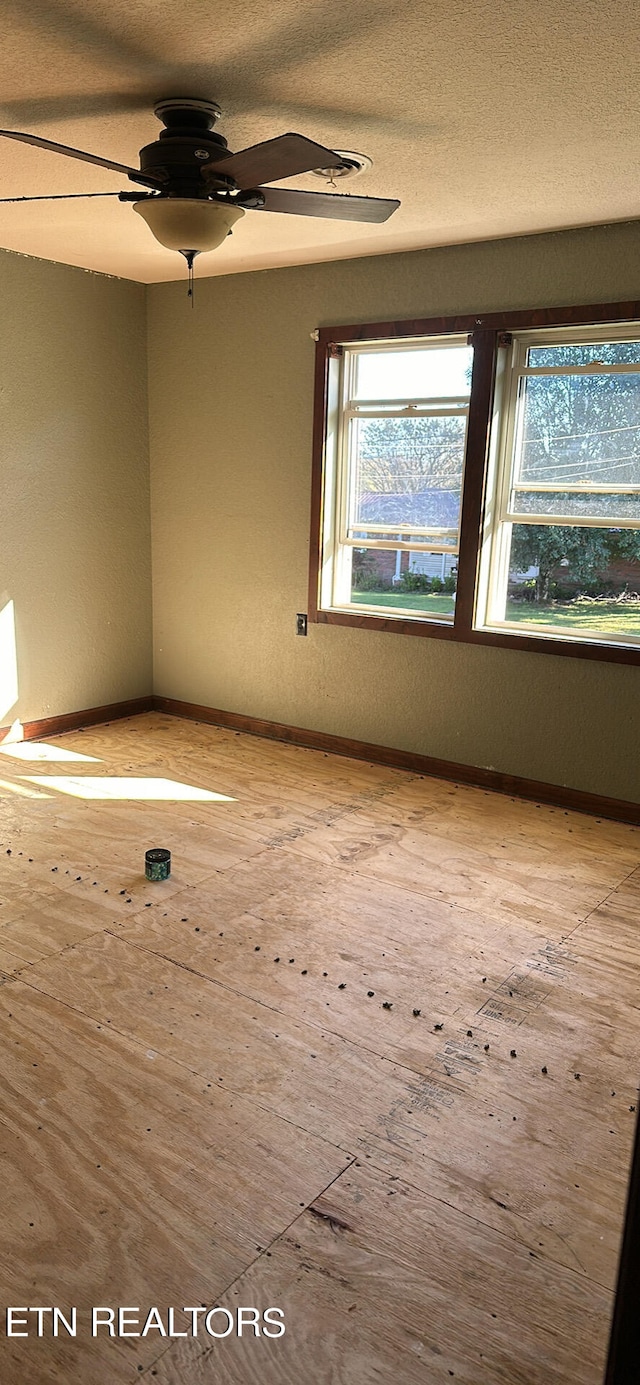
[
  {"x1": 479, "y1": 325, "x2": 640, "y2": 646},
  {"x1": 323, "y1": 336, "x2": 473, "y2": 622}
]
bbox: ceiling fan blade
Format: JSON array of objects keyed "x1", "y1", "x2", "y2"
[
  {"x1": 203, "y1": 133, "x2": 341, "y2": 190},
  {"x1": 242, "y1": 186, "x2": 400, "y2": 223},
  {"x1": 0, "y1": 191, "x2": 121, "y2": 203},
  {"x1": 0, "y1": 129, "x2": 163, "y2": 187}
]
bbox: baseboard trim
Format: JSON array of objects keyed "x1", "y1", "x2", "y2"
[
  {"x1": 3, "y1": 692, "x2": 636, "y2": 825},
  {"x1": 152, "y1": 695, "x2": 640, "y2": 826},
  {"x1": 0, "y1": 696, "x2": 154, "y2": 744}
]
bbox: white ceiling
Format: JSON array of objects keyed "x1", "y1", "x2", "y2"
[{"x1": 0, "y1": 0, "x2": 639, "y2": 283}]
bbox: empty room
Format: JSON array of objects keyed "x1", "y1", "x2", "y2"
[{"x1": 1, "y1": 3, "x2": 639, "y2": 1383}]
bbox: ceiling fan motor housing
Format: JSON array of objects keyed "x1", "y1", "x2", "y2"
[{"x1": 139, "y1": 99, "x2": 234, "y2": 197}]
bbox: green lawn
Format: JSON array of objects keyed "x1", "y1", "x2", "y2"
[
  {"x1": 352, "y1": 591, "x2": 455, "y2": 615},
  {"x1": 505, "y1": 599, "x2": 640, "y2": 635},
  {"x1": 351, "y1": 590, "x2": 640, "y2": 635}
]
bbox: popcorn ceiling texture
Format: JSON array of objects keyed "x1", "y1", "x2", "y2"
[{"x1": 0, "y1": 0, "x2": 639, "y2": 281}]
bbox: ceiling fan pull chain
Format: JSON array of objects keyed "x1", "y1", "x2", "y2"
[{"x1": 183, "y1": 249, "x2": 197, "y2": 305}]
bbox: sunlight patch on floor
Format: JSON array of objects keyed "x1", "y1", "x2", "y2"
[
  {"x1": 0, "y1": 777, "x2": 52, "y2": 798},
  {"x1": 0, "y1": 741, "x2": 100, "y2": 763},
  {"x1": 22, "y1": 776, "x2": 236, "y2": 801}
]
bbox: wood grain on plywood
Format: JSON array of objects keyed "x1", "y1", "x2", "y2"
[
  {"x1": 24, "y1": 927, "x2": 637, "y2": 1288},
  {"x1": 148, "y1": 1161, "x2": 612, "y2": 1385},
  {"x1": 0, "y1": 980, "x2": 350, "y2": 1385},
  {"x1": 0, "y1": 712, "x2": 638, "y2": 1384}
]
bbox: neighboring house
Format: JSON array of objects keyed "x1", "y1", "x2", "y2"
[
  {"x1": 356, "y1": 491, "x2": 640, "y2": 591},
  {"x1": 512, "y1": 556, "x2": 640, "y2": 594},
  {"x1": 541, "y1": 555, "x2": 640, "y2": 593},
  {"x1": 355, "y1": 490, "x2": 459, "y2": 583}
]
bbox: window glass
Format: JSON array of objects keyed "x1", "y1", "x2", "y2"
[
  {"x1": 315, "y1": 318, "x2": 640, "y2": 657},
  {"x1": 479, "y1": 327, "x2": 640, "y2": 647},
  {"x1": 498, "y1": 523, "x2": 640, "y2": 641},
  {"x1": 526, "y1": 341, "x2": 640, "y2": 368},
  {"x1": 349, "y1": 414, "x2": 466, "y2": 533},
  {"x1": 351, "y1": 546, "x2": 457, "y2": 616},
  {"x1": 319, "y1": 334, "x2": 472, "y2": 625},
  {"x1": 516, "y1": 372, "x2": 640, "y2": 487},
  {"x1": 509, "y1": 492, "x2": 640, "y2": 521},
  {"x1": 354, "y1": 345, "x2": 472, "y2": 400}
]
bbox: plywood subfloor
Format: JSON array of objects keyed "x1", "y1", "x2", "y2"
[{"x1": 0, "y1": 713, "x2": 638, "y2": 1383}]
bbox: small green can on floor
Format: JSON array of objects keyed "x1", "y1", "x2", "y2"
[{"x1": 145, "y1": 847, "x2": 171, "y2": 881}]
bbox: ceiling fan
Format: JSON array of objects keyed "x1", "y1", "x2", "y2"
[{"x1": 0, "y1": 97, "x2": 400, "y2": 292}]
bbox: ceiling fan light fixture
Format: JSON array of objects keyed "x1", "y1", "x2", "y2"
[
  {"x1": 132, "y1": 197, "x2": 244, "y2": 252},
  {"x1": 309, "y1": 151, "x2": 372, "y2": 180}
]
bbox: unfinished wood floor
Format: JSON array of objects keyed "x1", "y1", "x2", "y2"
[{"x1": 0, "y1": 712, "x2": 638, "y2": 1384}]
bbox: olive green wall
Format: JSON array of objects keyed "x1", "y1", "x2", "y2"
[
  {"x1": 145, "y1": 222, "x2": 638, "y2": 801},
  {"x1": 0, "y1": 251, "x2": 151, "y2": 727},
  {"x1": 4, "y1": 222, "x2": 636, "y2": 798}
]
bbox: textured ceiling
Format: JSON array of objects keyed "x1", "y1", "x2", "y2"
[{"x1": 0, "y1": 0, "x2": 639, "y2": 283}]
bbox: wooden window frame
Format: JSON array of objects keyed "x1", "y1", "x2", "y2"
[{"x1": 308, "y1": 300, "x2": 640, "y2": 666}]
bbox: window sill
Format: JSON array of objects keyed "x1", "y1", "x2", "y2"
[
  {"x1": 479, "y1": 618, "x2": 640, "y2": 652},
  {"x1": 329, "y1": 603, "x2": 454, "y2": 626}
]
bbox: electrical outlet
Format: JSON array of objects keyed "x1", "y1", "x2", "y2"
[{"x1": 296, "y1": 613, "x2": 308, "y2": 636}]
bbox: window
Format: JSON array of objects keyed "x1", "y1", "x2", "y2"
[
  {"x1": 310, "y1": 305, "x2": 640, "y2": 664},
  {"x1": 477, "y1": 325, "x2": 640, "y2": 647},
  {"x1": 318, "y1": 336, "x2": 472, "y2": 623}
]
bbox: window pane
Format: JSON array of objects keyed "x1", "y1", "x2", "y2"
[
  {"x1": 527, "y1": 341, "x2": 640, "y2": 368},
  {"x1": 516, "y1": 372, "x2": 640, "y2": 485},
  {"x1": 351, "y1": 547, "x2": 456, "y2": 618},
  {"x1": 510, "y1": 491, "x2": 640, "y2": 522},
  {"x1": 501, "y1": 523, "x2": 640, "y2": 640},
  {"x1": 354, "y1": 345, "x2": 473, "y2": 400},
  {"x1": 350, "y1": 415, "x2": 466, "y2": 532}
]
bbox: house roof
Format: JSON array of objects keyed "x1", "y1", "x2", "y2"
[{"x1": 357, "y1": 489, "x2": 459, "y2": 528}]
